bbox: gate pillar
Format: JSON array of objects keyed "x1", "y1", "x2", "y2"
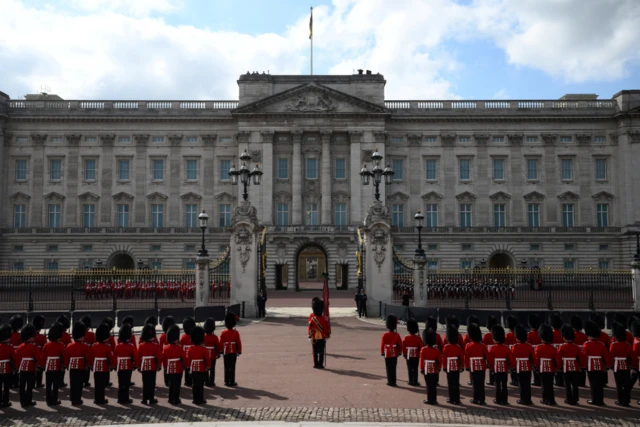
[
  {"x1": 413, "y1": 255, "x2": 427, "y2": 307},
  {"x1": 362, "y1": 201, "x2": 393, "y2": 317},
  {"x1": 230, "y1": 201, "x2": 260, "y2": 318},
  {"x1": 195, "y1": 255, "x2": 211, "y2": 307}
]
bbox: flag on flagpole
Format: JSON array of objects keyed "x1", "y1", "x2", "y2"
[
  {"x1": 322, "y1": 272, "x2": 330, "y2": 329},
  {"x1": 309, "y1": 7, "x2": 313, "y2": 39}
]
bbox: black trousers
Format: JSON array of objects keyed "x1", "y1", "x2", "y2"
[
  {"x1": 164, "y1": 371, "x2": 169, "y2": 387},
  {"x1": 312, "y1": 339, "x2": 325, "y2": 367},
  {"x1": 117, "y1": 370, "x2": 132, "y2": 403},
  {"x1": 384, "y1": 357, "x2": 397, "y2": 385},
  {"x1": 0, "y1": 373, "x2": 11, "y2": 404},
  {"x1": 564, "y1": 371, "x2": 580, "y2": 404},
  {"x1": 532, "y1": 370, "x2": 541, "y2": 386},
  {"x1": 358, "y1": 304, "x2": 367, "y2": 318},
  {"x1": 224, "y1": 354, "x2": 238, "y2": 385},
  {"x1": 69, "y1": 369, "x2": 84, "y2": 402},
  {"x1": 614, "y1": 370, "x2": 631, "y2": 405},
  {"x1": 424, "y1": 373, "x2": 438, "y2": 402},
  {"x1": 141, "y1": 371, "x2": 156, "y2": 402},
  {"x1": 554, "y1": 370, "x2": 564, "y2": 387},
  {"x1": 19, "y1": 371, "x2": 35, "y2": 406},
  {"x1": 36, "y1": 369, "x2": 43, "y2": 387},
  {"x1": 540, "y1": 372, "x2": 555, "y2": 403},
  {"x1": 184, "y1": 368, "x2": 192, "y2": 387},
  {"x1": 257, "y1": 304, "x2": 266, "y2": 317},
  {"x1": 83, "y1": 369, "x2": 91, "y2": 386},
  {"x1": 446, "y1": 371, "x2": 460, "y2": 403},
  {"x1": 12, "y1": 372, "x2": 19, "y2": 388},
  {"x1": 167, "y1": 373, "x2": 182, "y2": 403},
  {"x1": 487, "y1": 371, "x2": 494, "y2": 385},
  {"x1": 191, "y1": 371, "x2": 206, "y2": 403},
  {"x1": 45, "y1": 371, "x2": 62, "y2": 404},
  {"x1": 587, "y1": 370, "x2": 605, "y2": 404},
  {"x1": 94, "y1": 371, "x2": 109, "y2": 403},
  {"x1": 206, "y1": 359, "x2": 216, "y2": 386},
  {"x1": 579, "y1": 370, "x2": 587, "y2": 387},
  {"x1": 517, "y1": 371, "x2": 532, "y2": 403},
  {"x1": 510, "y1": 370, "x2": 519, "y2": 386},
  {"x1": 406, "y1": 357, "x2": 419, "y2": 385},
  {"x1": 470, "y1": 371, "x2": 486, "y2": 403},
  {"x1": 494, "y1": 372, "x2": 508, "y2": 403}
]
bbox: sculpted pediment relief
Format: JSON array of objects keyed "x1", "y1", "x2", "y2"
[
  {"x1": 10, "y1": 191, "x2": 31, "y2": 202},
  {"x1": 489, "y1": 191, "x2": 511, "y2": 201},
  {"x1": 387, "y1": 191, "x2": 410, "y2": 202},
  {"x1": 78, "y1": 192, "x2": 100, "y2": 201},
  {"x1": 592, "y1": 191, "x2": 614, "y2": 201},
  {"x1": 180, "y1": 192, "x2": 202, "y2": 200},
  {"x1": 273, "y1": 191, "x2": 292, "y2": 203},
  {"x1": 112, "y1": 192, "x2": 134, "y2": 201},
  {"x1": 523, "y1": 191, "x2": 545, "y2": 201},
  {"x1": 43, "y1": 191, "x2": 65, "y2": 201},
  {"x1": 146, "y1": 192, "x2": 168, "y2": 201},
  {"x1": 233, "y1": 83, "x2": 387, "y2": 115},
  {"x1": 421, "y1": 191, "x2": 443, "y2": 201},
  {"x1": 331, "y1": 191, "x2": 350, "y2": 202},
  {"x1": 557, "y1": 191, "x2": 580, "y2": 202},
  {"x1": 214, "y1": 191, "x2": 236, "y2": 202},
  {"x1": 455, "y1": 191, "x2": 477, "y2": 202}
]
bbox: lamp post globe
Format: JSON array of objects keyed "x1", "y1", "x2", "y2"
[
  {"x1": 198, "y1": 210, "x2": 209, "y2": 257},
  {"x1": 414, "y1": 210, "x2": 425, "y2": 258},
  {"x1": 360, "y1": 148, "x2": 393, "y2": 201},
  {"x1": 229, "y1": 149, "x2": 262, "y2": 201}
]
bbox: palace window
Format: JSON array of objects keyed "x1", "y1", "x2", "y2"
[
  {"x1": 276, "y1": 204, "x2": 289, "y2": 226},
  {"x1": 305, "y1": 203, "x2": 318, "y2": 225},
  {"x1": 494, "y1": 204, "x2": 506, "y2": 227},
  {"x1": 48, "y1": 204, "x2": 61, "y2": 228},
  {"x1": 493, "y1": 158, "x2": 505, "y2": 180},
  {"x1": 527, "y1": 159, "x2": 538, "y2": 180},
  {"x1": 425, "y1": 204, "x2": 438, "y2": 227},
  {"x1": 15, "y1": 159, "x2": 27, "y2": 181},
  {"x1": 47, "y1": 261, "x2": 59, "y2": 271},
  {"x1": 186, "y1": 159, "x2": 198, "y2": 180},
  {"x1": 220, "y1": 159, "x2": 231, "y2": 181},
  {"x1": 185, "y1": 204, "x2": 198, "y2": 228},
  {"x1": 277, "y1": 158, "x2": 289, "y2": 179},
  {"x1": 392, "y1": 204, "x2": 404, "y2": 227},
  {"x1": 83, "y1": 204, "x2": 96, "y2": 228},
  {"x1": 596, "y1": 203, "x2": 609, "y2": 227},
  {"x1": 50, "y1": 159, "x2": 62, "y2": 181},
  {"x1": 14, "y1": 205, "x2": 26, "y2": 228},
  {"x1": 460, "y1": 204, "x2": 472, "y2": 227},
  {"x1": 561, "y1": 159, "x2": 573, "y2": 181},
  {"x1": 118, "y1": 159, "x2": 130, "y2": 181},
  {"x1": 84, "y1": 159, "x2": 96, "y2": 181},
  {"x1": 459, "y1": 159, "x2": 470, "y2": 180},
  {"x1": 598, "y1": 259, "x2": 610, "y2": 269},
  {"x1": 425, "y1": 159, "x2": 437, "y2": 180},
  {"x1": 151, "y1": 204, "x2": 164, "y2": 227},
  {"x1": 219, "y1": 204, "x2": 232, "y2": 227},
  {"x1": 152, "y1": 159, "x2": 164, "y2": 181},
  {"x1": 392, "y1": 159, "x2": 403, "y2": 181},
  {"x1": 117, "y1": 204, "x2": 129, "y2": 227},
  {"x1": 334, "y1": 203, "x2": 347, "y2": 226},
  {"x1": 306, "y1": 158, "x2": 317, "y2": 179},
  {"x1": 562, "y1": 203, "x2": 574, "y2": 227},
  {"x1": 527, "y1": 203, "x2": 540, "y2": 227},
  {"x1": 335, "y1": 158, "x2": 346, "y2": 179},
  {"x1": 595, "y1": 159, "x2": 607, "y2": 181}
]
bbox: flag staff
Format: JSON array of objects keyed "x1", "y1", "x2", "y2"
[{"x1": 310, "y1": 6, "x2": 313, "y2": 75}]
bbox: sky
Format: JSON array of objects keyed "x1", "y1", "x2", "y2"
[{"x1": 1, "y1": 0, "x2": 639, "y2": 101}]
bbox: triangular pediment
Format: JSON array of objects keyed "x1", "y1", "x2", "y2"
[
  {"x1": 146, "y1": 192, "x2": 168, "y2": 200},
  {"x1": 214, "y1": 191, "x2": 236, "y2": 202},
  {"x1": 455, "y1": 191, "x2": 477, "y2": 201},
  {"x1": 112, "y1": 192, "x2": 134, "y2": 201},
  {"x1": 78, "y1": 192, "x2": 100, "y2": 201},
  {"x1": 557, "y1": 191, "x2": 580, "y2": 201},
  {"x1": 592, "y1": 191, "x2": 614, "y2": 201},
  {"x1": 180, "y1": 192, "x2": 202, "y2": 200},
  {"x1": 10, "y1": 191, "x2": 31, "y2": 201},
  {"x1": 233, "y1": 83, "x2": 388, "y2": 115},
  {"x1": 422, "y1": 191, "x2": 443, "y2": 201},
  {"x1": 387, "y1": 191, "x2": 410, "y2": 202},
  {"x1": 43, "y1": 191, "x2": 65, "y2": 201},
  {"x1": 523, "y1": 191, "x2": 545, "y2": 201},
  {"x1": 489, "y1": 191, "x2": 511, "y2": 201}
]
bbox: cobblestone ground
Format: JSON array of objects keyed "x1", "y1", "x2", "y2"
[{"x1": 1, "y1": 314, "x2": 639, "y2": 426}]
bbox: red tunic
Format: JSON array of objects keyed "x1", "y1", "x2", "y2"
[
  {"x1": 464, "y1": 342, "x2": 488, "y2": 371},
  {"x1": 380, "y1": 331, "x2": 402, "y2": 358},
  {"x1": 65, "y1": 341, "x2": 90, "y2": 370},
  {"x1": 137, "y1": 342, "x2": 163, "y2": 371},
  {"x1": 90, "y1": 342, "x2": 115, "y2": 372},
  {"x1": 14, "y1": 342, "x2": 42, "y2": 372},
  {"x1": 186, "y1": 345, "x2": 211, "y2": 372},
  {"x1": 159, "y1": 333, "x2": 167, "y2": 348},
  {"x1": 434, "y1": 333, "x2": 443, "y2": 351},
  {"x1": 583, "y1": 339, "x2": 612, "y2": 371},
  {"x1": 108, "y1": 335, "x2": 117, "y2": 351},
  {"x1": 127, "y1": 335, "x2": 138, "y2": 350},
  {"x1": 488, "y1": 344, "x2": 512, "y2": 373},
  {"x1": 442, "y1": 343, "x2": 464, "y2": 372},
  {"x1": 511, "y1": 342, "x2": 534, "y2": 373},
  {"x1": 114, "y1": 342, "x2": 138, "y2": 371},
  {"x1": 0, "y1": 343, "x2": 16, "y2": 374},
  {"x1": 573, "y1": 331, "x2": 587, "y2": 346},
  {"x1": 527, "y1": 330, "x2": 542, "y2": 346},
  {"x1": 11, "y1": 332, "x2": 21, "y2": 349},
  {"x1": 61, "y1": 332, "x2": 72, "y2": 347},
  {"x1": 597, "y1": 331, "x2": 611, "y2": 348},
  {"x1": 162, "y1": 343, "x2": 186, "y2": 374},
  {"x1": 402, "y1": 334, "x2": 424, "y2": 359},
  {"x1": 444, "y1": 333, "x2": 465, "y2": 352},
  {"x1": 219, "y1": 329, "x2": 242, "y2": 355},
  {"x1": 611, "y1": 331, "x2": 634, "y2": 345},
  {"x1": 556, "y1": 342, "x2": 583, "y2": 372},
  {"x1": 419, "y1": 346, "x2": 442, "y2": 374},
  {"x1": 84, "y1": 331, "x2": 96, "y2": 346},
  {"x1": 609, "y1": 341, "x2": 632, "y2": 372},
  {"x1": 308, "y1": 315, "x2": 330, "y2": 340},
  {"x1": 552, "y1": 329, "x2": 563, "y2": 349},
  {"x1": 482, "y1": 332, "x2": 495, "y2": 352},
  {"x1": 462, "y1": 334, "x2": 471, "y2": 348},
  {"x1": 180, "y1": 334, "x2": 193, "y2": 354},
  {"x1": 534, "y1": 343, "x2": 557, "y2": 373},
  {"x1": 505, "y1": 332, "x2": 516, "y2": 348},
  {"x1": 204, "y1": 333, "x2": 221, "y2": 361},
  {"x1": 40, "y1": 341, "x2": 65, "y2": 372},
  {"x1": 632, "y1": 338, "x2": 640, "y2": 370},
  {"x1": 34, "y1": 333, "x2": 47, "y2": 351}
]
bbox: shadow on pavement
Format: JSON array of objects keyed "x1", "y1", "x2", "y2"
[
  {"x1": 323, "y1": 368, "x2": 386, "y2": 381},
  {"x1": 215, "y1": 385, "x2": 288, "y2": 401},
  {"x1": 327, "y1": 353, "x2": 366, "y2": 361}
]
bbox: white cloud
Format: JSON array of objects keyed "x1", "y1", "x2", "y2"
[
  {"x1": 63, "y1": 0, "x2": 183, "y2": 17},
  {"x1": 492, "y1": 88, "x2": 509, "y2": 99}
]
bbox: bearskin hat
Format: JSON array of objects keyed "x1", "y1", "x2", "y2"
[
  {"x1": 72, "y1": 322, "x2": 86, "y2": 341},
  {"x1": 95, "y1": 323, "x2": 111, "y2": 343},
  {"x1": 612, "y1": 322, "x2": 626, "y2": 342},
  {"x1": 80, "y1": 315, "x2": 92, "y2": 329},
  {"x1": 584, "y1": 320, "x2": 601, "y2": 339},
  {"x1": 20, "y1": 324, "x2": 36, "y2": 343},
  {"x1": 312, "y1": 298, "x2": 324, "y2": 316},
  {"x1": 141, "y1": 324, "x2": 156, "y2": 342},
  {"x1": 528, "y1": 314, "x2": 541, "y2": 331},
  {"x1": 167, "y1": 324, "x2": 180, "y2": 344},
  {"x1": 631, "y1": 321, "x2": 640, "y2": 338},
  {"x1": 486, "y1": 315, "x2": 498, "y2": 330},
  {"x1": 118, "y1": 324, "x2": 132, "y2": 343},
  {"x1": 549, "y1": 313, "x2": 562, "y2": 330},
  {"x1": 101, "y1": 317, "x2": 115, "y2": 331},
  {"x1": 468, "y1": 322, "x2": 482, "y2": 343},
  {"x1": 407, "y1": 319, "x2": 419, "y2": 335},
  {"x1": 446, "y1": 326, "x2": 459, "y2": 345},
  {"x1": 570, "y1": 315, "x2": 583, "y2": 332},
  {"x1": 190, "y1": 326, "x2": 205, "y2": 346},
  {"x1": 538, "y1": 323, "x2": 554, "y2": 343},
  {"x1": 628, "y1": 316, "x2": 639, "y2": 330},
  {"x1": 426, "y1": 316, "x2": 437, "y2": 331},
  {"x1": 225, "y1": 312, "x2": 237, "y2": 329},
  {"x1": 491, "y1": 325, "x2": 506, "y2": 344},
  {"x1": 162, "y1": 316, "x2": 175, "y2": 333},
  {"x1": 614, "y1": 313, "x2": 627, "y2": 329},
  {"x1": 203, "y1": 318, "x2": 216, "y2": 334},
  {"x1": 121, "y1": 315, "x2": 134, "y2": 327},
  {"x1": 514, "y1": 324, "x2": 527, "y2": 343},
  {"x1": 183, "y1": 317, "x2": 196, "y2": 335},
  {"x1": 446, "y1": 315, "x2": 460, "y2": 329},
  {"x1": 590, "y1": 313, "x2": 605, "y2": 330},
  {"x1": 467, "y1": 315, "x2": 479, "y2": 328},
  {"x1": 10, "y1": 315, "x2": 24, "y2": 332},
  {"x1": 56, "y1": 315, "x2": 70, "y2": 330},
  {"x1": 386, "y1": 315, "x2": 398, "y2": 331},
  {"x1": 0, "y1": 324, "x2": 12, "y2": 342},
  {"x1": 32, "y1": 315, "x2": 45, "y2": 331},
  {"x1": 423, "y1": 328, "x2": 436, "y2": 347},
  {"x1": 48, "y1": 322, "x2": 63, "y2": 342},
  {"x1": 144, "y1": 316, "x2": 157, "y2": 327},
  {"x1": 506, "y1": 315, "x2": 519, "y2": 331},
  {"x1": 561, "y1": 324, "x2": 575, "y2": 341}
]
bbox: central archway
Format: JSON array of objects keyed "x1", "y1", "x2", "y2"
[
  {"x1": 108, "y1": 252, "x2": 135, "y2": 270},
  {"x1": 488, "y1": 252, "x2": 514, "y2": 269},
  {"x1": 295, "y1": 243, "x2": 329, "y2": 291}
]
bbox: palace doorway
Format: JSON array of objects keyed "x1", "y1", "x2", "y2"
[
  {"x1": 295, "y1": 243, "x2": 328, "y2": 291},
  {"x1": 108, "y1": 252, "x2": 135, "y2": 270},
  {"x1": 488, "y1": 252, "x2": 514, "y2": 269}
]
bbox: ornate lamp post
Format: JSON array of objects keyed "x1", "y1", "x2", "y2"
[
  {"x1": 229, "y1": 149, "x2": 263, "y2": 201},
  {"x1": 414, "y1": 210, "x2": 425, "y2": 258},
  {"x1": 359, "y1": 148, "x2": 394, "y2": 201},
  {"x1": 198, "y1": 210, "x2": 209, "y2": 257}
]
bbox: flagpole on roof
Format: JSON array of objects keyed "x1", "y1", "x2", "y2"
[{"x1": 310, "y1": 6, "x2": 313, "y2": 75}]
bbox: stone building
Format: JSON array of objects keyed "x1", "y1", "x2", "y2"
[{"x1": 0, "y1": 72, "x2": 639, "y2": 291}]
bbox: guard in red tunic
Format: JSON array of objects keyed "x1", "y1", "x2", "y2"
[
  {"x1": 203, "y1": 318, "x2": 220, "y2": 387},
  {"x1": 10, "y1": 315, "x2": 24, "y2": 388},
  {"x1": 137, "y1": 324, "x2": 163, "y2": 405},
  {"x1": 442, "y1": 326, "x2": 464, "y2": 405},
  {"x1": 31, "y1": 315, "x2": 47, "y2": 389},
  {"x1": 57, "y1": 315, "x2": 72, "y2": 347},
  {"x1": 162, "y1": 325, "x2": 186, "y2": 405},
  {"x1": 144, "y1": 316, "x2": 159, "y2": 345},
  {"x1": 548, "y1": 314, "x2": 564, "y2": 388},
  {"x1": 535, "y1": 323, "x2": 557, "y2": 405},
  {"x1": 570, "y1": 315, "x2": 588, "y2": 387},
  {"x1": 591, "y1": 313, "x2": 610, "y2": 388},
  {"x1": 114, "y1": 324, "x2": 137, "y2": 404},
  {"x1": 308, "y1": 298, "x2": 330, "y2": 369},
  {"x1": 527, "y1": 315, "x2": 542, "y2": 387},
  {"x1": 40, "y1": 323, "x2": 65, "y2": 406},
  {"x1": 181, "y1": 317, "x2": 196, "y2": 386},
  {"x1": 0, "y1": 324, "x2": 16, "y2": 408},
  {"x1": 464, "y1": 322, "x2": 488, "y2": 405},
  {"x1": 488, "y1": 325, "x2": 512, "y2": 405},
  {"x1": 160, "y1": 316, "x2": 175, "y2": 387},
  {"x1": 610, "y1": 323, "x2": 632, "y2": 406},
  {"x1": 425, "y1": 317, "x2": 443, "y2": 351},
  {"x1": 483, "y1": 316, "x2": 498, "y2": 386},
  {"x1": 90, "y1": 323, "x2": 115, "y2": 405},
  {"x1": 380, "y1": 315, "x2": 402, "y2": 387},
  {"x1": 583, "y1": 320, "x2": 612, "y2": 406},
  {"x1": 556, "y1": 324, "x2": 582, "y2": 405},
  {"x1": 612, "y1": 314, "x2": 634, "y2": 344},
  {"x1": 504, "y1": 316, "x2": 519, "y2": 387},
  {"x1": 443, "y1": 316, "x2": 463, "y2": 352},
  {"x1": 64, "y1": 322, "x2": 89, "y2": 405},
  {"x1": 14, "y1": 324, "x2": 41, "y2": 408},
  {"x1": 187, "y1": 326, "x2": 210, "y2": 405},
  {"x1": 511, "y1": 324, "x2": 534, "y2": 405},
  {"x1": 403, "y1": 319, "x2": 424, "y2": 387},
  {"x1": 462, "y1": 315, "x2": 479, "y2": 348},
  {"x1": 419, "y1": 329, "x2": 441, "y2": 405},
  {"x1": 79, "y1": 316, "x2": 95, "y2": 388},
  {"x1": 220, "y1": 312, "x2": 242, "y2": 386}
]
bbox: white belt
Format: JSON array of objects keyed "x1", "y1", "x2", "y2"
[
  {"x1": 614, "y1": 357, "x2": 628, "y2": 373},
  {"x1": 93, "y1": 357, "x2": 107, "y2": 371},
  {"x1": 494, "y1": 357, "x2": 507, "y2": 372},
  {"x1": 0, "y1": 359, "x2": 10, "y2": 371},
  {"x1": 45, "y1": 357, "x2": 60, "y2": 371},
  {"x1": 424, "y1": 360, "x2": 436, "y2": 374},
  {"x1": 19, "y1": 358, "x2": 34, "y2": 371},
  {"x1": 515, "y1": 357, "x2": 529, "y2": 373},
  {"x1": 588, "y1": 356, "x2": 603, "y2": 371},
  {"x1": 562, "y1": 357, "x2": 577, "y2": 372},
  {"x1": 69, "y1": 356, "x2": 82, "y2": 368},
  {"x1": 190, "y1": 359, "x2": 204, "y2": 371},
  {"x1": 446, "y1": 357, "x2": 459, "y2": 372},
  {"x1": 117, "y1": 357, "x2": 131, "y2": 369},
  {"x1": 470, "y1": 357, "x2": 483, "y2": 371},
  {"x1": 406, "y1": 347, "x2": 418, "y2": 358},
  {"x1": 540, "y1": 357, "x2": 553, "y2": 372}
]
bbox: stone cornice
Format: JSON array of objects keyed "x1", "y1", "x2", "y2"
[
  {"x1": 168, "y1": 134, "x2": 183, "y2": 146},
  {"x1": 99, "y1": 134, "x2": 115, "y2": 146},
  {"x1": 201, "y1": 134, "x2": 217, "y2": 145},
  {"x1": 235, "y1": 131, "x2": 251, "y2": 144},
  {"x1": 507, "y1": 134, "x2": 524, "y2": 145},
  {"x1": 31, "y1": 134, "x2": 47, "y2": 145}
]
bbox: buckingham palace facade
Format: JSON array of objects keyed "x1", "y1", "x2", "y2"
[{"x1": 0, "y1": 72, "x2": 639, "y2": 289}]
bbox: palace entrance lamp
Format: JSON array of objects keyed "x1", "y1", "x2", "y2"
[
  {"x1": 414, "y1": 210, "x2": 425, "y2": 258},
  {"x1": 198, "y1": 210, "x2": 209, "y2": 257},
  {"x1": 359, "y1": 148, "x2": 394, "y2": 201},
  {"x1": 229, "y1": 149, "x2": 263, "y2": 201}
]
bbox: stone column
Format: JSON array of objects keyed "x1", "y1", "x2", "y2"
[
  {"x1": 349, "y1": 131, "x2": 363, "y2": 224},
  {"x1": 168, "y1": 135, "x2": 183, "y2": 226},
  {"x1": 362, "y1": 200, "x2": 393, "y2": 317},
  {"x1": 413, "y1": 255, "x2": 427, "y2": 307},
  {"x1": 99, "y1": 134, "x2": 115, "y2": 224},
  {"x1": 292, "y1": 131, "x2": 303, "y2": 225},
  {"x1": 31, "y1": 134, "x2": 47, "y2": 227},
  {"x1": 633, "y1": 258, "x2": 640, "y2": 312},
  {"x1": 321, "y1": 131, "x2": 332, "y2": 225},
  {"x1": 133, "y1": 134, "x2": 150, "y2": 225},
  {"x1": 0, "y1": 127, "x2": 9, "y2": 227},
  {"x1": 230, "y1": 201, "x2": 259, "y2": 318},
  {"x1": 195, "y1": 254, "x2": 211, "y2": 307},
  {"x1": 261, "y1": 131, "x2": 274, "y2": 225}
]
